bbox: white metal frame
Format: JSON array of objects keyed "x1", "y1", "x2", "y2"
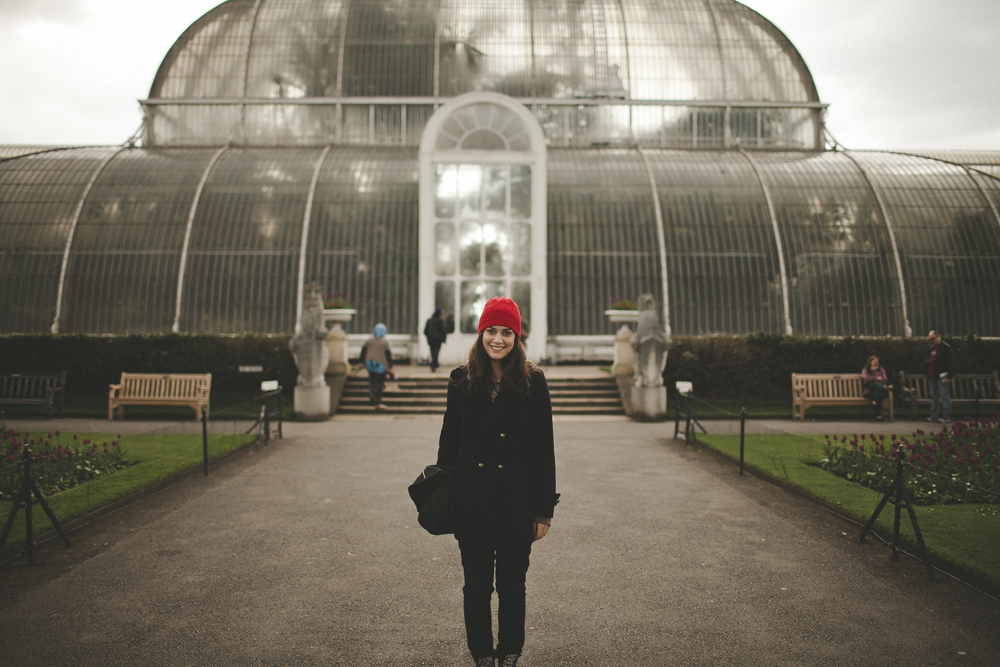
[{"x1": 418, "y1": 92, "x2": 548, "y2": 364}]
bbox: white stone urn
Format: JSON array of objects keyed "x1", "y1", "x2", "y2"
[
  {"x1": 605, "y1": 309, "x2": 639, "y2": 376},
  {"x1": 323, "y1": 308, "x2": 356, "y2": 375},
  {"x1": 323, "y1": 308, "x2": 357, "y2": 331}
]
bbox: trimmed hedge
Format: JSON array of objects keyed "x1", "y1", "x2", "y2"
[
  {"x1": 0, "y1": 334, "x2": 298, "y2": 395},
  {"x1": 663, "y1": 334, "x2": 1000, "y2": 399},
  {"x1": 1, "y1": 333, "x2": 998, "y2": 400}
]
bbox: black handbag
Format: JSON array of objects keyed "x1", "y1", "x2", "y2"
[{"x1": 407, "y1": 465, "x2": 456, "y2": 535}]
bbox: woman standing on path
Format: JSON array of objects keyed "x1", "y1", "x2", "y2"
[
  {"x1": 436, "y1": 297, "x2": 558, "y2": 667},
  {"x1": 358, "y1": 323, "x2": 394, "y2": 410}
]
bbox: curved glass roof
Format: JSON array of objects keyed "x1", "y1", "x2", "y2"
[
  {"x1": 3, "y1": 146, "x2": 998, "y2": 337},
  {"x1": 151, "y1": 0, "x2": 818, "y2": 104}
]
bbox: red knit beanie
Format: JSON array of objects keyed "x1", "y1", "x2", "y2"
[{"x1": 477, "y1": 297, "x2": 521, "y2": 338}]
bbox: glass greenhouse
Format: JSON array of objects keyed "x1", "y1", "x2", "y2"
[{"x1": 2, "y1": 0, "x2": 998, "y2": 364}]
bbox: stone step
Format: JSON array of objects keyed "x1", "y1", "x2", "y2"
[{"x1": 337, "y1": 372, "x2": 624, "y2": 416}]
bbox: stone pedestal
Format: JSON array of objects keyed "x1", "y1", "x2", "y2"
[
  {"x1": 605, "y1": 310, "x2": 639, "y2": 377},
  {"x1": 611, "y1": 324, "x2": 635, "y2": 376},
  {"x1": 631, "y1": 385, "x2": 667, "y2": 421},
  {"x1": 325, "y1": 327, "x2": 350, "y2": 375},
  {"x1": 294, "y1": 384, "x2": 331, "y2": 421}
]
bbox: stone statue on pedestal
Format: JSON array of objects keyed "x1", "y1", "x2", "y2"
[
  {"x1": 631, "y1": 293, "x2": 671, "y2": 387},
  {"x1": 629, "y1": 293, "x2": 670, "y2": 419},
  {"x1": 289, "y1": 283, "x2": 330, "y2": 419}
]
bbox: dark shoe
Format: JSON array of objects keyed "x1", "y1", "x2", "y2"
[
  {"x1": 474, "y1": 657, "x2": 496, "y2": 667},
  {"x1": 499, "y1": 655, "x2": 520, "y2": 667}
]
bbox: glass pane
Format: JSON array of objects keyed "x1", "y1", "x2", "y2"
[
  {"x1": 435, "y1": 222, "x2": 455, "y2": 275},
  {"x1": 462, "y1": 129, "x2": 506, "y2": 151},
  {"x1": 435, "y1": 280, "x2": 455, "y2": 333},
  {"x1": 460, "y1": 280, "x2": 506, "y2": 334},
  {"x1": 510, "y1": 222, "x2": 531, "y2": 276},
  {"x1": 483, "y1": 221, "x2": 508, "y2": 277},
  {"x1": 511, "y1": 165, "x2": 531, "y2": 218},
  {"x1": 459, "y1": 221, "x2": 482, "y2": 276},
  {"x1": 458, "y1": 164, "x2": 482, "y2": 218},
  {"x1": 511, "y1": 280, "x2": 531, "y2": 338},
  {"x1": 484, "y1": 166, "x2": 507, "y2": 218},
  {"x1": 435, "y1": 164, "x2": 457, "y2": 218}
]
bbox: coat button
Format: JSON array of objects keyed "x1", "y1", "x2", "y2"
[
  {"x1": 478, "y1": 463, "x2": 485, "y2": 468},
  {"x1": 498, "y1": 464, "x2": 504, "y2": 470}
]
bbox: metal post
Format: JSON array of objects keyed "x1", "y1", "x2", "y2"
[
  {"x1": 201, "y1": 405, "x2": 209, "y2": 476},
  {"x1": 739, "y1": 407, "x2": 746, "y2": 475},
  {"x1": 24, "y1": 454, "x2": 34, "y2": 566},
  {"x1": 891, "y1": 451, "x2": 904, "y2": 560},
  {"x1": 263, "y1": 395, "x2": 271, "y2": 443},
  {"x1": 276, "y1": 390, "x2": 283, "y2": 440},
  {"x1": 685, "y1": 393, "x2": 694, "y2": 444}
]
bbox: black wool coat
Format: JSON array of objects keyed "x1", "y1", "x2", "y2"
[{"x1": 436, "y1": 366, "x2": 558, "y2": 541}]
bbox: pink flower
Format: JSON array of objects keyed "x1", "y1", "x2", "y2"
[
  {"x1": 54, "y1": 430, "x2": 60, "y2": 436},
  {"x1": 83, "y1": 439, "x2": 90, "y2": 445},
  {"x1": 859, "y1": 445, "x2": 865, "y2": 452}
]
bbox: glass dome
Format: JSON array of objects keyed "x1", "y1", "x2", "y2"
[{"x1": 143, "y1": 0, "x2": 825, "y2": 149}]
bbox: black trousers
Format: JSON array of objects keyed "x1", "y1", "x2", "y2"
[
  {"x1": 866, "y1": 382, "x2": 887, "y2": 416},
  {"x1": 457, "y1": 523, "x2": 534, "y2": 659},
  {"x1": 367, "y1": 372, "x2": 386, "y2": 405},
  {"x1": 428, "y1": 340, "x2": 442, "y2": 370}
]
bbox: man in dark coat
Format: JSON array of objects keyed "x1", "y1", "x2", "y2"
[
  {"x1": 423, "y1": 307, "x2": 448, "y2": 372},
  {"x1": 925, "y1": 329, "x2": 954, "y2": 423}
]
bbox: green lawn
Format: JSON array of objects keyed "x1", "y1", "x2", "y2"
[
  {"x1": 1, "y1": 431, "x2": 259, "y2": 550},
  {"x1": 697, "y1": 433, "x2": 1000, "y2": 591}
]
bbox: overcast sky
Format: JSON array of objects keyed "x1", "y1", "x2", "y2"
[{"x1": 1, "y1": 0, "x2": 997, "y2": 150}]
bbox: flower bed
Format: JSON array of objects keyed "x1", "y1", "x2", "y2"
[
  {"x1": 1, "y1": 425, "x2": 132, "y2": 500},
  {"x1": 821, "y1": 416, "x2": 1000, "y2": 505}
]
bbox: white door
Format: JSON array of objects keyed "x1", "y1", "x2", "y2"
[{"x1": 419, "y1": 93, "x2": 547, "y2": 366}]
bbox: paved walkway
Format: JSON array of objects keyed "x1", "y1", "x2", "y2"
[{"x1": 1, "y1": 413, "x2": 998, "y2": 666}]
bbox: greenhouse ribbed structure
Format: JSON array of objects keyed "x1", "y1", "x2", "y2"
[{"x1": 2, "y1": 0, "x2": 999, "y2": 364}]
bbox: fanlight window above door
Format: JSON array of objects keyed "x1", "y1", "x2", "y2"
[{"x1": 435, "y1": 103, "x2": 532, "y2": 151}]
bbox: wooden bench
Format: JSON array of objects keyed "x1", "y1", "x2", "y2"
[
  {"x1": 0, "y1": 372, "x2": 66, "y2": 418},
  {"x1": 109, "y1": 373, "x2": 211, "y2": 420},
  {"x1": 792, "y1": 373, "x2": 894, "y2": 421},
  {"x1": 897, "y1": 371, "x2": 1000, "y2": 420}
]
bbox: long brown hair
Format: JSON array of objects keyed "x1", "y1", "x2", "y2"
[{"x1": 458, "y1": 331, "x2": 538, "y2": 396}]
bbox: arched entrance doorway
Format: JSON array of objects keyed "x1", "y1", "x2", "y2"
[{"x1": 419, "y1": 93, "x2": 547, "y2": 365}]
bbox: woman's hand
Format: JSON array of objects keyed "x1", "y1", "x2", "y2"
[{"x1": 533, "y1": 522, "x2": 550, "y2": 541}]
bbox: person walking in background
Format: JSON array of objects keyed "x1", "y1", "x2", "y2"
[
  {"x1": 423, "y1": 307, "x2": 448, "y2": 372},
  {"x1": 436, "y1": 297, "x2": 558, "y2": 667},
  {"x1": 925, "y1": 329, "x2": 954, "y2": 423},
  {"x1": 862, "y1": 355, "x2": 891, "y2": 421},
  {"x1": 359, "y1": 323, "x2": 395, "y2": 410}
]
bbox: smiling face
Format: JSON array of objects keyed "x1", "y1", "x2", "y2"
[
  {"x1": 482, "y1": 326, "x2": 516, "y2": 362},
  {"x1": 870, "y1": 356, "x2": 879, "y2": 369}
]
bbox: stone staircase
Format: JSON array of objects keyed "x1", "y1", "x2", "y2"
[{"x1": 337, "y1": 372, "x2": 625, "y2": 416}]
